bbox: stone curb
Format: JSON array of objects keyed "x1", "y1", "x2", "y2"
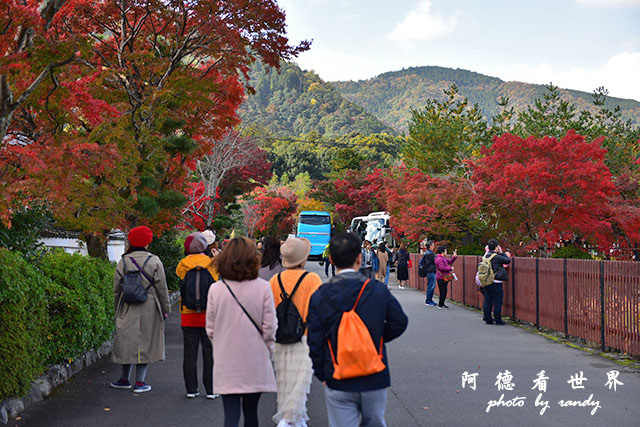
[{"x1": 0, "y1": 291, "x2": 180, "y2": 425}]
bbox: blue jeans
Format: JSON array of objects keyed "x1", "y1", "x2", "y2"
[
  {"x1": 483, "y1": 282, "x2": 504, "y2": 323},
  {"x1": 425, "y1": 272, "x2": 436, "y2": 303},
  {"x1": 324, "y1": 386, "x2": 387, "y2": 427},
  {"x1": 324, "y1": 257, "x2": 335, "y2": 277},
  {"x1": 384, "y1": 264, "x2": 390, "y2": 287}
]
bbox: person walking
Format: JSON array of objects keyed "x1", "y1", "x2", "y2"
[
  {"x1": 421, "y1": 240, "x2": 437, "y2": 306},
  {"x1": 176, "y1": 232, "x2": 218, "y2": 399},
  {"x1": 396, "y1": 242, "x2": 409, "y2": 289},
  {"x1": 111, "y1": 226, "x2": 171, "y2": 393},
  {"x1": 322, "y1": 243, "x2": 335, "y2": 277},
  {"x1": 375, "y1": 242, "x2": 389, "y2": 284},
  {"x1": 483, "y1": 239, "x2": 511, "y2": 325},
  {"x1": 269, "y1": 237, "x2": 322, "y2": 427},
  {"x1": 206, "y1": 237, "x2": 277, "y2": 427},
  {"x1": 307, "y1": 232, "x2": 408, "y2": 427},
  {"x1": 258, "y1": 236, "x2": 286, "y2": 281},
  {"x1": 202, "y1": 229, "x2": 220, "y2": 257},
  {"x1": 434, "y1": 245, "x2": 457, "y2": 309}
]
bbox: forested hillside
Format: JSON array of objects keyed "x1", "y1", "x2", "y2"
[
  {"x1": 238, "y1": 61, "x2": 392, "y2": 137},
  {"x1": 332, "y1": 66, "x2": 640, "y2": 132}
]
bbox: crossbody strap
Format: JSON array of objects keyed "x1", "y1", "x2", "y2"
[
  {"x1": 277, "y1": 271, "x2": 309, "y2": 301},
  {"x1": 130, "y1": 256, "x2": 155, "y2": 290},
  {"x1": 351, "y1": 279, "x2": 371, "y2": 311},
  {"x1": 222, "y1": 279, "x2": 262, "y2": 336}
]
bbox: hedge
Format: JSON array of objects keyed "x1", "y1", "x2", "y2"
[{"x1": 0, "y1": 249, "x2": 115, "y2": 400}]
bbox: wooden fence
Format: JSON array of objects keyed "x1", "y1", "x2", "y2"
[{"x1": 408, "y1": 254, "x2": 640, "y2": 357}]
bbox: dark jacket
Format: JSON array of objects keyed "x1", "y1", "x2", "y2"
[
  {"x1": 396, "y1": 249, "x2": 409, "y2": 267},
  {"x1": 420, "y1": 250, "x2": 436, "y2": 273},
  {"x1": 307, "y1": 271, "x2": 408, "y2": 392},
  {"x1": 488, "y1": 252, "x2": 511, "y2": 282}
]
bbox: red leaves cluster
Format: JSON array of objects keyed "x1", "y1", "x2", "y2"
[
  {"x1": 245, "y1": 187, "x2": 298, "y2": 238},
  {"x1": 470, "y1": 131, "x2": 618, "y2": 249}
]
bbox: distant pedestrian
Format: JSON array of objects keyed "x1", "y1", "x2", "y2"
[
  {"x1": 396, "y1": 242, "x2": 409, "y2": 288},
  {"x1": 375, "y1": 242, "x2": 389, "y2": 284},
  {"x1": 206, "y1": 237, "x2": 277, "y2": 427},
  {"x1": 258, "y1": 236, "x2": 286, "y2": 281},
  {"x1": 359, "y1": 240, "x2": 377, "y2": 279},
  {"x1": 269, "y1": 237, "x2": 322, "y2": 427},
  {"x1": 176, "y1": 232, "x2": 218, "y2": 399},
  {"x1": 307, "y1": 232, "x2": 408, "y2": 427},
  {"x1": 111, "y1": 226, "x2": 171, "y2": 393},
  {"x1": 322, "y1": 243, "x2": 335, "y2": 277},
  {"x1": 482, "y1": 239, "x2": 511, "y2": 325},
  {"x1": 435, "y1": 245, "x2": 457, "y2": 309},
  {"x1": 421, "y1": 240, "x2": 437, "y2": 306}
]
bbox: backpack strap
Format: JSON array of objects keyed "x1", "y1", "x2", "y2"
[
  {"x1": 277, "y1": 271, "x2": 309, "y2": 301},
  {"x1": 351, "y1": 279, "x2": 371, "y2": 311},
  {"x1": 130, "y1": 255, "x2": 155, "y2": 290}
]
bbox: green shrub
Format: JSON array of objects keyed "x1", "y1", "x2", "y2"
[
  {"x1": 0, "y1": 250, "x2": 49, "y2": 400},
  {"x1": 0, "y1": 203, "x2": 52, "y2": 260},
  {"x1": 149, "y1": 230, "x2": 185, "y2": 291},
  {"x1": 37, "y1": 251, "x2": 115, "y2": 365},
  {"x1": 456, "y1": 244, "x2": 485, "y2": 256},
  {"x1": 552, "y1": 246, "x2": 593, "y2": 259}
]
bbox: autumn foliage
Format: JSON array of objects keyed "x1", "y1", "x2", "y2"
[{"x1": 470, "y1": 131, "x2": 617, "y2": 250}]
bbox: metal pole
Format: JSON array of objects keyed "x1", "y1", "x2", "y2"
[
  {"x1": 600, "y1": 260, "x2": 605, "y2": 351},
  {"x1": 536, "y1": 257, "x2": 540, "y2": 329},
  {"x1": 463, "y1": 256, "x2": 466, "y2": 305},
  {"x1": 512, "y1": 257, "x2": 516, "y2": 320},
  {"x1": 563, "y1": 258, "x2": 568, "y2": 334}
]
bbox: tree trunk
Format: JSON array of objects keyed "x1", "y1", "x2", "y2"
[{"x1": 84, "y1": 232, "x2": 109, "y2": 259}]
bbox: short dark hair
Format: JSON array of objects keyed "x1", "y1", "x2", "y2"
[
  {"x1": 330, "y1": 232, "x2": 362, "y2": 268},
  {"x1": 487, "y1": 239, "x2": 499, "y2": 251},
  {"x1": 215, "y1": 237, "x2": 260, "y2": 281},
  {"x1": 436, "y1": 245, "x2": 447, "y2": 254},
  {"x1": 426, "y1": 240, "x2": 435, "y2": 249}
]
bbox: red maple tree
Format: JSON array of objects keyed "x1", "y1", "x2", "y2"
[{"x1": 469, "y1": 131, "x2": 617, "y2": 250}]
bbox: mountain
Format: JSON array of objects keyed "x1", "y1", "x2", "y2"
[
  {"x1": 331, "y1": 66, "x2": 640, "y2": 133},
  {"x1": 238, "y1": 61, "x2": 393, "y2": 137}
]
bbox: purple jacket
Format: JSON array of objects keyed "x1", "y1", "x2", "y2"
[{"x1": 435, "y1": 255, "x2": 457, "y2": 280}]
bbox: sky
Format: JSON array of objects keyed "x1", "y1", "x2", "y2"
[{"x1": 278, "y1": 0, "x2": 640, "y2": 102}]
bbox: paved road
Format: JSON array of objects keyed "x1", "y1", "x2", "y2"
[{"x1": 8, "y1": 262, "x2": 640, "y2": 426}]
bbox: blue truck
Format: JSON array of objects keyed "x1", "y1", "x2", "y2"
[{"x1": 296, "y1": 211, "x2": 332, "y2": 261}]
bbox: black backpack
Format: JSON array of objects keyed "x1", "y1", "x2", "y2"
[
  {"x1": 122, "y1": 255, "x2": 154, "y2": 304},
  {"x1": 180, "y1": 266, "x2": 215, "y2": 312},
  {"x1": 418, "y1": 253, "x2": 428, "y2": 277},
  {"x1": 275, "y1": 271, "x2": 309, "y2": 344}
]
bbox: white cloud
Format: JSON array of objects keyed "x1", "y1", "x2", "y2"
[
  {"x1": 493, "y1": 51, "x2": 640, "y2": 102},
  {"x1": 388, "y1": 0, "x2": 458, "y2": 42},
  {"x1": 293, "y1": 48, "x2": 387, "y2": 82},
  {"x1": 575, "y1": 0, "x2": 640, "y2": 7}
]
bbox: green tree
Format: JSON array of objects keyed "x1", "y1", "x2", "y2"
[{"x1": 403, "y1": 84, "x2": 490, "y2": 175}]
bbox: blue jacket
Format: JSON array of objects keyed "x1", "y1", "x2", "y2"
[
  {"x1": 360, "y1": 248, "x2": 378, "y2": 272},
  {"x1": 307, "y1": 271, "x2": 408, "y2": 391}
]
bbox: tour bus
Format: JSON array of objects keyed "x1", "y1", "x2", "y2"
[
  {"x1": 296, "y1": 211, "x2": 332, "y2": 261},
  {"x1": 348, "y1": 211, "x2": 395, "y2": 248}
]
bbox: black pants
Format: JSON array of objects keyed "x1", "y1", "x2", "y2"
[
  {"x1": 437, "y1": 279, "x2": 448, "y2": 306},
  {"x1": 483, "y1": 282, "x2": 504, "y2": 323},
  {"x1": 222, "y1": 393, "x2": 261, "y2": 427},
  {"x1": 182, "y1": 326, "x2": 213, "y2": 394},
  {"x1": 324, "y1": 257, "x2": 335, "y2": 277}
]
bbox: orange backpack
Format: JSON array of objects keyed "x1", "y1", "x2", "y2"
[{"x1": 327, "y1": 279, "x2": 386, "y2": 380}]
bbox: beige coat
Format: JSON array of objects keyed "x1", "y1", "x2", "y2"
[
  {"x1": 112, "y1": 251, "x2": 171, "y2": 364},
  {"x1": 206, "y1": 278, "x2": 277, "y2": 395},
  {"x1": 376, "y1": 250, "x2": 389, "y2": 281}
]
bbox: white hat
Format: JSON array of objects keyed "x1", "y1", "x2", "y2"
[
  {"x1": 280, "y1": 237, "x2": 311, "y2": 269},
  {"x1": 202, "y1": 230, "x2": 216, "y2": 245}
]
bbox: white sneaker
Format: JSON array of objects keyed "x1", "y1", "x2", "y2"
[
  {"x1": 186, "y1": 391, "x2": 200, "y2": 398},
  {"x1": 206, "y1": 393, "x2": 219, "y2": 399}
]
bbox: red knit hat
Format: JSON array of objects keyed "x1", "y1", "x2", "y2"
[{"x1": 128, "y1": 226, "x2": 153, "y2": 247}]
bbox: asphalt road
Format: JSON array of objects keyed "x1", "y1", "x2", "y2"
[{"x1": 7, "y1": 262, "x2": 640, "y2": 427}]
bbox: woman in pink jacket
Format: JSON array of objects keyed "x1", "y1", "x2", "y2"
[
  {"x1": 435, "y1": 245, "x2": 457, "y2": 309},
  {"x1": 206, "y1": 237, "x2": 277, "y2": 427}
]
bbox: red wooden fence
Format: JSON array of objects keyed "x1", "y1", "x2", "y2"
[{"x1": 407, "y1": 254, "x2": 640, "y2": 356}]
